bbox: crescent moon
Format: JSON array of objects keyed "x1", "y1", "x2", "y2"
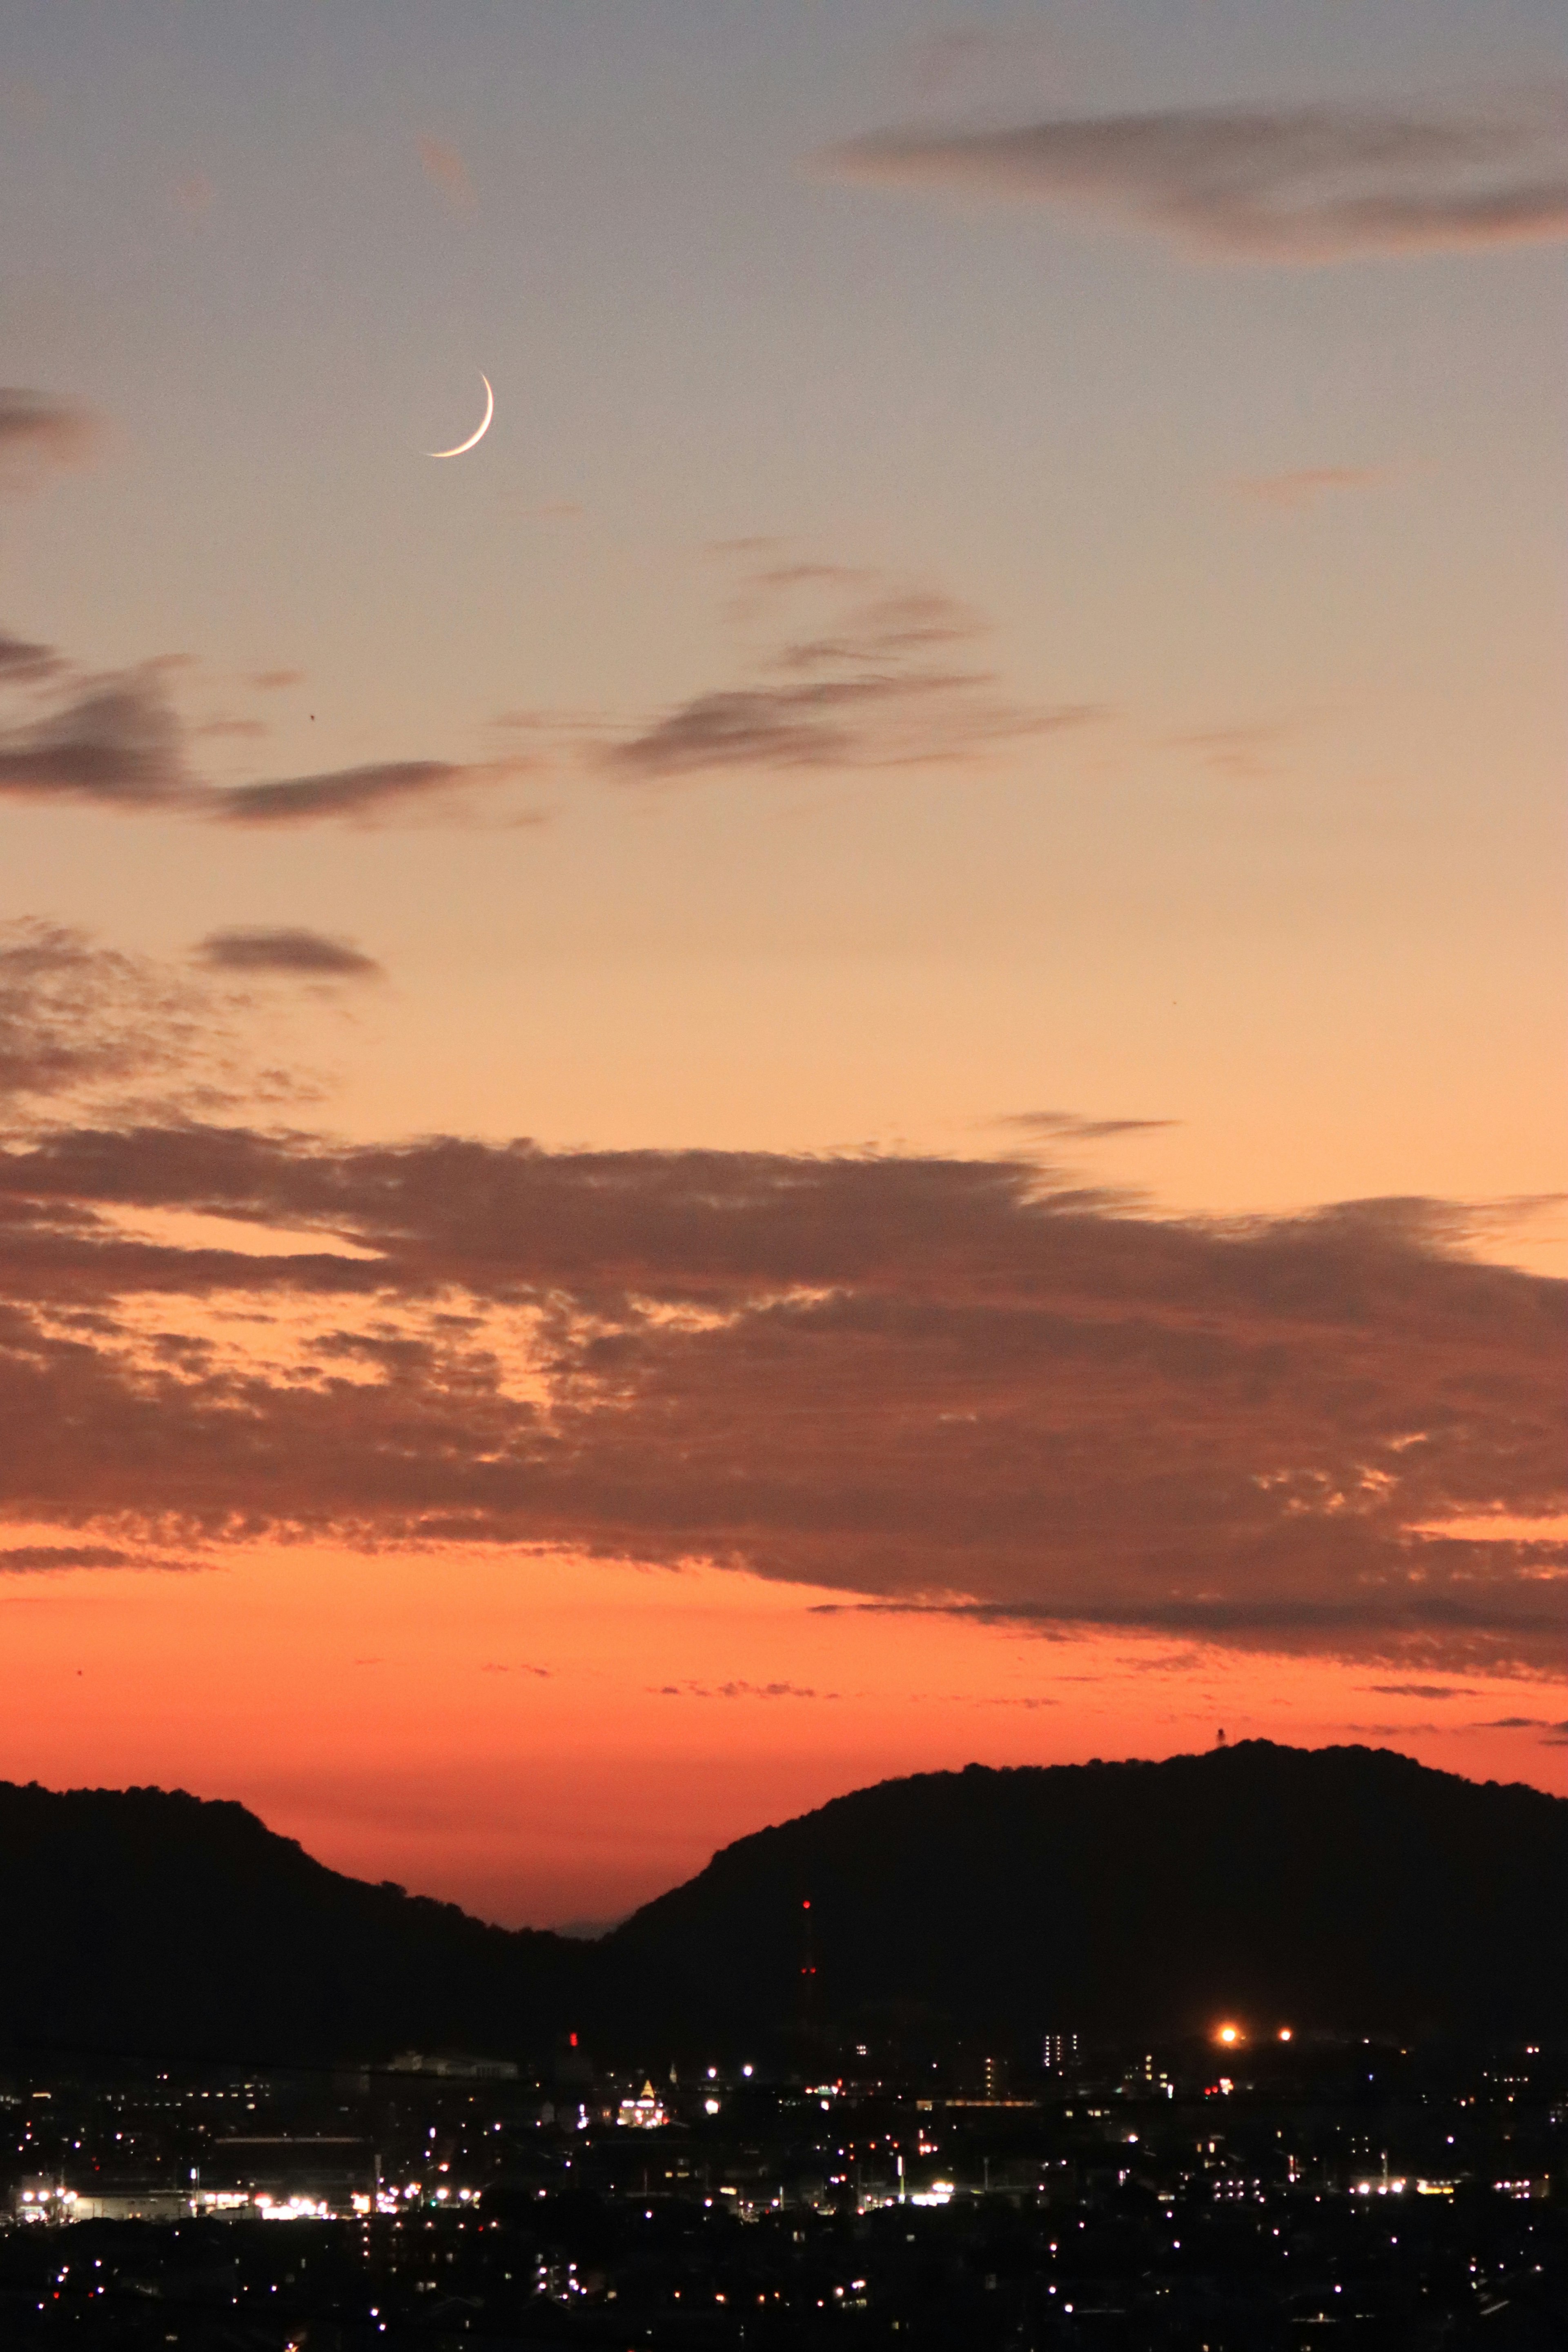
[{"x1": 428, "y1": 373, "x2": 494, "y2": 459}]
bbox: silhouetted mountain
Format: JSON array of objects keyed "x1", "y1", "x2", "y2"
[
  {"x1": 607, "y1": 1741, "x2": 1568, "y2": 2045},
  {"x1": 4, "y1": 1743, "x2": 1564, "y2": 2064},
  {"x1": 0, "y1": 1780, "x2": 580, "y2": 2064}
]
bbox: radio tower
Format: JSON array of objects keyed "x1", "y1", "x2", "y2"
[{"x1": 797, "y1": 1898, "x2": 820, "y2": 2066}]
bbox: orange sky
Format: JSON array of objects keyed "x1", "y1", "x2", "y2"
[{"x1": 2, "y1": 1543, "x2": 1561, "y2": 1923}]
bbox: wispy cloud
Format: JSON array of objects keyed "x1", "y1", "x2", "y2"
[
  {"x1": 607, "y1": 565, "x2": 1099, "y2": 782},
  {"x1": 4, "y1": 551, "x2": 1071, "y2": 823},
  {"x1": 816, "y1": 91, "x2": 1568, "y2": 263}
]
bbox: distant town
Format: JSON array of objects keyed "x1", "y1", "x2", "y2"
[{"x1": 3, "y1": 2027, "x2": 1563, "y2": 2346}]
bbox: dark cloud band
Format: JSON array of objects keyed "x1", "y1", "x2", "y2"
[
  {"x1": 0, "y1": 1105, "x2": 1560, "y2": 1675},
  {"x1": 193, "y1": 929, "x2": 382, "y2": 979}
]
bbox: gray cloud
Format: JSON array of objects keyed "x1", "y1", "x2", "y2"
[
  {"x1": 817, "y1": 91, "x2": 1568, "y2": 263},
  {"x1": 193, "y1": 928, "x2": 383, "y2": 980},
  {"x1": 0, "y1": 389, "x2": 100, "y2": 490}
]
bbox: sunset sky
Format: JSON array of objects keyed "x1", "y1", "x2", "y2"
[{"x1": 1, "y1": 0, "x2": 1564, "y2": 1928}]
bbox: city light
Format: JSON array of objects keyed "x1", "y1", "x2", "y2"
[
  {"x1": 617, "y1": 2083, "x2": 668, "y2": 2130},
  {"x1": 2, "y1": 2029, "x2": 1549, "y2": 2333}
]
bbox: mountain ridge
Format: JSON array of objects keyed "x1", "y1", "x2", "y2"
[
  {"x1": 610, "y1": 1740, "x2": 1568, "y2": 2043},
  {"x1": 2, "y1": 1741, "x2": 1563, "y2": 2062}
]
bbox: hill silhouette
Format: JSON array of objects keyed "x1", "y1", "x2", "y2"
[
  {"x1": 2, "y1": 1743, "x2": 1564, "y2": 2062},
  {"x1": 610, "y1": 1741, "x2": 1568, "y2": 2046},
  {"x1": 0, "y1": 1780, "x2": 580, "y2": 2064}
]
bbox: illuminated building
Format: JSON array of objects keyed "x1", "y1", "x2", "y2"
[{"x1": 616, "y1": 2081, "x2": 668, "y2": 2129}]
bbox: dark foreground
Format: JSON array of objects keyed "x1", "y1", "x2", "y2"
[
  {"x1": 3, "y1": 2034, "x2": 1564, "y2": 2349},
  {"x1": 8, "y1": 1748, "x2": 1567, "y2": 2061}
]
